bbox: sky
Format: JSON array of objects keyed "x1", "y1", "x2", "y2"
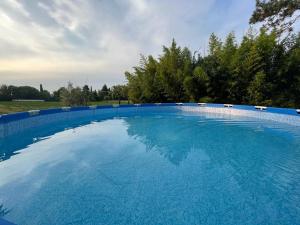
[{"x1": 0, "y1": 0, "x2": 256, "y2": 91}]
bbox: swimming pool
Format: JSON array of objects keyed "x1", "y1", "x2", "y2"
[{"x1": 0, "y1": 104, "x2": 300, "y2": 225}]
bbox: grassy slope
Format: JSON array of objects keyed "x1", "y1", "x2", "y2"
[{"x1": 0, "y1": 100, "x2": 129, "y2": 114}]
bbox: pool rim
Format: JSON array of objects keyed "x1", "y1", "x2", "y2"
[{"x1": 0, "y1": 103, "x2": 299, "y2": 124}]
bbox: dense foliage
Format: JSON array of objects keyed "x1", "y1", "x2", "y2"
[{"x1": 125, "y1": 29, "x2": 300, "y2": 108}]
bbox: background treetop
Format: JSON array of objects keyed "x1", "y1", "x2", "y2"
[{"x1": 250, "y1": 0, "x2": 300, "y2": 34}]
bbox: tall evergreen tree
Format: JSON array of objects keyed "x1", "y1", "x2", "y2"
[
  {"x1": 125, "y1": 29, "x2": 300, "y2": 108},
  {"x1": 184, "y1": 66, "x2": 209, "y2": 101},
  {"x1": 158, "y1": 39, "x2": 191, "y2": 101}
]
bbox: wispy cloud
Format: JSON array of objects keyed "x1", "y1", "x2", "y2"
[{"x1": 0, "y1": 0, "x2": 255, "y2": 90}]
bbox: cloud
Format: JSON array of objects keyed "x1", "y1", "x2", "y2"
[{"x1": 0, "y1": 0, "x2": 255, "y2": 90}]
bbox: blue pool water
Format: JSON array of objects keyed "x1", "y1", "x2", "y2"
[{"x1": 0, "y1": 108, "x2": 300, "y2": 225}]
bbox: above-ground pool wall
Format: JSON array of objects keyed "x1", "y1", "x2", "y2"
[
  {"x1": 1, "y1": 103, "x2": 300, "y2": 138},
  {"x1": 180, "y1": 105, "x2": 300, "y2": 127}
]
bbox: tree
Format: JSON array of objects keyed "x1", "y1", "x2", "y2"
[
  {"x1": 52, "y1": 87, "x2": 64, "y2": 101},
  {"x1": 275, "y1": 33, "x2": 300, "y2": 107},
  {"x1": 203, "y1": 33, "x2": 230, "y2": 102},
  {"x1": 133, "y1": 55, "x2": 164, "y2": 102},
  {"x1": 250, "y1": 0, "x2": 300, "y2": 34},
  {"x1": 91, "y1": 90, "x2": 99, "y2": 101},
  {"x1": 0, "y1": 85, "x2": 53, "y2": 101},
  {"x1": 12, "y1": 86, "x2": 41, "y2": 99},
  {"x1": 248, "y1": 71, "x2": 270, "y2": 105},
  {"x1": 82, "y1": 85, "x2": 90, "y2": 104},
  {"x1": 38, "y1": 84, "x2": 51, "y2": 100},
  {"x1": 40, "y1": 90, "x2": 51, "y2": 100},
  {"x1": 60, "y1": 83, "x2": 86, "y2": 106},
  {"x1": 111, "y1": 85, "x2": 128, "y2": 103},
  {"x1": 101, "y1": 84, "x2": 109, "y2": 93},
  {"x1": 209, "y1": 33, "x2": 222, "y2": 56},
  {"x1": 158, "y1": 39, "x2": 192, "y2": 101},
  {"x1": 98, "y1": 84, "x2": 111, "y2": 100},
  {"x1": 220, "y1": 32, "x2": 238, "y2": 102},
  {"x1": 0, "y1": 85, "x2": 12, "y2": 101},
  {"x1": 125, "y1": 71, "x2": 143, "y2": 103},
  {"x1": 234, "y1": 43, "x2": 265, "y2": 103},
  {"x1": 221, "y1": 32, "x2": 237, "y2": 68},
  {"x1": 39, "y1": 84, "x2": 43, "y2": 92},
  {"x1": 184, "y1": 66, "x2": 209, "y2": 101}
]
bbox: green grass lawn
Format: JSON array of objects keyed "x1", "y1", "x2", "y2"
[{"x1": 0, "y1": 100, "x2": 129, "y2": 114}]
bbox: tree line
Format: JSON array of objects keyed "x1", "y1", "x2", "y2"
[
  {"x1": 0, "y1": 83, "x2": 128, "y2": 105},
  {"x1": 125, "y1": 29, "x2": 300, "y2": 108},
  {"x1": 125, "y1": 0, "x2": 300, "y2": 107},
  {"x1": 57, "y1": 83, "x2": 128, "y2": 106},
  {"x1": 0, "y1": 84, "x2": 51, "y2": 101},
  {"x1": 2, "y1": 29, "x2": 299, "y2": 108}
]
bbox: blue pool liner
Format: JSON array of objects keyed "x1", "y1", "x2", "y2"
[{"x1": 0, "y1": 218, "x2": 16, "y2": 225}]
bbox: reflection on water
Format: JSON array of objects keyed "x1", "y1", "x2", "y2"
[
  {"x1": 125, "y1": 114, "x2": 300, "y2": 168},
  {"x1": 0, "y1": 116, "x2": 97, "y2": 162},
  {"x1": 0, "y1": 204, "x2": 10, "y2": 218},
  {"x1": 0, "y1": 112, "x2": 300, "y2": 225},
  {"x1": 125, "y1": 115, "x2": 195, "y2": 165}
]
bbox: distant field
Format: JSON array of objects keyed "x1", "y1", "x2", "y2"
[{"x1": 0, "y1": 100, "x2": 129, "y2": 114}]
